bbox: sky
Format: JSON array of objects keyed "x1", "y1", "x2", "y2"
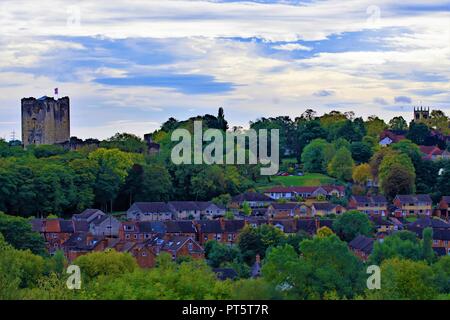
[{"x1": 0, "y1": 0, "x2": 449, "y2": 140}]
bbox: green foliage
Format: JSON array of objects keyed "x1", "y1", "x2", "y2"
[
  {"x1": 237, "y1": 224, "x2": 286, "y2": 264},
  {"x1": 332, "y1": 210, "x2": 373, "y2": 242},
  {"x1": 241, "y1": 201, "x2": 252, "y2": 216},
  {"x1": 350, "y1": 141, "x2": 373, "y2": 164},
  {"x1": 32, "y1": 144, "x2": 67, "y2": 158},
  {"x1": 327, "y1": 147, "x2": 354, "y2": 181},
  {"x1": 73, "y1": 249, "x2": 137, "y2": 281},
  {"x1": 366, "y1": 258, "x2": 438, "y2": 300},
  {"x1": 100, "y1": 132, "x2": 147, "y2": 153},
  {"x1": 369, "y1": 231, "x2": 423, "y2": 265},
  {"x1": 301, "y1": 139, "x2": 335, "y2": 173},
  {"x1": 0, "y1": 212, "x2": 46, "y2": 255},
  {"x1": 205, "y1": 240, "x2": 241, "y2": 268}
]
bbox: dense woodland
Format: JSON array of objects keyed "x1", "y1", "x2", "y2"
[{"x1": 1, "y1": 108, "x2": 450, "y2": 300}]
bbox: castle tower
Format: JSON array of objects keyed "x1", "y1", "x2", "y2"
[
  {"x1": 21, "y1": 96, "x2": 70, "y2": 148},
  {"x1": 413, "y1": 106, "x2": 430, "y2": 122}
]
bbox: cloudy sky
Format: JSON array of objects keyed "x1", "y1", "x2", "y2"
[{"x1": 0, "y1": 0, "x2": 449, "y2": 140}]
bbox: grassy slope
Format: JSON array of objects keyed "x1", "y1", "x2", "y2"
[{"x1": 255, "y1": 173, "x2": 336, "y2": 191}]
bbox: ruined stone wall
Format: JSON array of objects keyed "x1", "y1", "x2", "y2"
[{"x1": 21, "y1": 96, "x2": 70, "y2": 147}]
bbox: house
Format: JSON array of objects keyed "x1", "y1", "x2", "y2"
[
  {"x1": 164, "y1": 220, "x2": 198, "y2": 239},
  {"x1": 108, "y1": 239, "x2": 157, "y2": 268},
  {"x1": 127, "y1": 202, "x2": 173, "y2": 221},
  {"x1": 31, "y1": 218, "x2": 75, "y2": 254},
  {"x1": 378, "y1": 130, "x2": 406, "y2": 147},
  {"x1": 119, "y1": 221, "x2": 166, "y2": 242},
  {"x1": 267, "y1": 203, "x2": 300, "y2": 219},
  {"x1": 89, "y1": 215, "x2": 121, "y2": 237},
  {"x1": 196, "y1": 202, "x2": 226, "y2": 219},
  {"x1": 438, "y1": 196, "x2": 450, "y2": 219},
  {"x1": 72, "y1": 209, "x2": 105, "y2": 223},
  {"x1": 270, "y1": 219, "x2": 297, "y2": 235},
  {"x1": 196, "y1": 219, "x2": 245, "y2": 245},
  {"x1": 370, "y1": 217, "x2": 397, "y2": 239},
  {"x1": 62, "y1": 232, "x2": 108, "y2": 261},
  {"x1": 311, "y1": 202, "x2": 346, "y2": 216},
  {"x1": 348, "y1": 235, "x2": 374, "y2": 261},
  {"x1": 296, "y1": 218, "x2": 334, "y2": 235},
  {"x1": 231, "y1": 192, "x2": 274, "y2": 208},
  {"x1": 150, "y1": 235, "x2": 204, "y2": 260},
  {"x1": 393, "y1": 195, "x2": 433, "y2": 217},
  {"x1": 406, "y1": 217, "x2": 450, "y2": 256},
  {"x1": 168, "y1": 201, "x2": 201, "y2": 220},
  {"x1": 264, "y1": 185, "x2": 345, "y2": 200},
  {"x1": 348, "y1": 195, "x2": 388, "y2": 216},
  {"x1": 419, "y1": 145, "x2": 444, "y2": 161}
]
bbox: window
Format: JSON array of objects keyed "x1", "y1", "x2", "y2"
[
  {"x1": 216, "y1": 234, "x2": 222, "y2": 241},
  {"x1": 228, "y1": 234, "x2": 233, "y2": 241},
  {"x1": 144, "y1": 234, "x2": 150, "y2": 239},
  {"x1": 134, "y1": 234, "x2": 138, "y2": 239},
  {"x1": 125, "y1": 234, "x2": 130, "y2": 239},
  {"x1": 188, "y1": 242, "x2": 193, "y2": 251}
]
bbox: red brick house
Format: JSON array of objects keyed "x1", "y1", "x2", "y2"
[
  {"x1": 150, "y1": 235, "x2": 204, "y2": 260},
  {"x1": 31, "y1": 219, "x2": 76, "y2": 254},
  {"x1": 195, "y1": 219, "x2": 245, "y2": 245},
  {"x1": 348, "y1": 195, "x2": 388, "y2": 217}
]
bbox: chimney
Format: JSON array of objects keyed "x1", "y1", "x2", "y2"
[{"x1": 219, "y1": 217, "x2": 226, "y2": 231}]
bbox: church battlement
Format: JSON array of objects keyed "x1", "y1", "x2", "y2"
[{"x1": 413, "y1": 106, "x2": 430, "y2": 122}]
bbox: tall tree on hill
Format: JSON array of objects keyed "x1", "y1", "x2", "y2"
[
  {"x1": 327, "y1": 147, "x2": 354, "y2": 181},
  {"x1": 407, "y1": 122, "x2": 431, "y2": 145},
  {"x1": 388, "y1": 116, "x2": 408, "y2": 131}
]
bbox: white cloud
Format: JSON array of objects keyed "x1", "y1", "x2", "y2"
[{"x1": 272, "y1": 43, "x2": 312, "y2": 51}]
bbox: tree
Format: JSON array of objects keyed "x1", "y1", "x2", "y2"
[
  {"x1": 381, "y1": 164, "x2": 416, "y2": 201},
  {"x1": 366, "y1": 258, "x2": 438, "y2": 300},
  {"x1": 241, "y1": 201, "x2": 252, "y2": 216},
  {"x1": 317, "y1": 226, "x2": 334, "y2": 238},
  {"x1": 237, "y1": 225, "x2": 285, "y2": 264},
  {"x1": 294, "y1": 120, "x2": 327, "y2": 161},
  {"x1": 73, "y1": 250, "x2": 137, "y2": 281},
  {"x1": 327, "y1": 147, "x2": 354, "y2": 181},
  {"x1": 350, "y1": 142, "x2": 373, "y2": 164},
  {"x1": 301, "y1": 139, "x2": 334, "y2": 173},
  {"x1": 406, "y1": 122, "x2": 431, "y2": 145},
  {"x1": 421, "y1": 227, "x2": 435, "y2": 263},
  {"x1": 391, "y1": 140, "x2": 422, "y2": 164},
  {"x1": 204, "y1": 240, "x2": 241, "y2": 268},
  {"x1": 369, "y1": 231, "x2": 422, "y2": 265},
  {"x1": 0, "y1": 212, "x2": 46, "y2": 255},
  {"x1": 388, "y1": 116, "x2": 408, "y2": 131},
  {"x1": 262, "y1": 236, "x2": 365, "y2": 299},
  {"x1": 332, "y1": 210, "x2": 373, "y2": 242},
  {"x1": 432, "y1": 255, "x2": 450, "y2": 294},
  {"x1": 100, "y1": 132, "x2": 147, "y2": 153},
  {"x1": 365, "y1": 116, "x2": 387, "y2": 137},
  {"x1": 352, "y1": 163, "x2": 372, "y2": 186}
]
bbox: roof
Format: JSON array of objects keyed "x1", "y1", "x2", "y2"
[
  {"x1": 73, "y1": 209, "x2": 104, "y2": 220},
  {"x1": 272, "y1": 219, "x2": 297, "y2": 233},
  {"x1": 213, "y1": 268, "x2": 238, "y2": 281},
  {"x1": 441, "y1": 196, "x2": 450, "y2": 203},
  {"x1": 132, "y1": 202, "x2": 172, "y2": 213},
  {"x1": 73, "y1": 220, "x2": 89, "y2": 232},
  {"x1": 271, "y1": 202, "x2": 299, "y2": 210},
  {"x1": 311, "y1": 202, "x2": 337, "y2": 211},
  {"x1": 62, "y1": 232, "x2": 104, "y2": 251},
  {"x1": 407, "y1": 217, "x2": 450, "y2": 230},
  {"x1": 348, "y1": 235, "x2": 374, "y2": 255},
  {"x1": 419, "y1": 145, "x2": 443, "y2": 156},
  {"x1": 265, "y1": 185, "x2": 345, "y2": 194},
  {"x1": 164, "y1": 221, "x2": 197, "y2": 233},
  {"x1": 224, "y1": 220, "x2": 245, "y2": 232},
  {"x1": 232, "y1": 192, "x2": 273, "y2": 202},
  {"x1": 168, "y1": 201, "x2": 200, "y2": 211},
  {"x1": 138, "y1": 221, "x2": 166, "y2": 234},
  {"x1": 379, "y1": 130, "x2": 406, "y2": 143},
  {"x1": 30, "y1": 219, "x2": 44, "y2": 232},
  {"x1": 351, "y1": 195, "x2": 388, "y2": 204},
  {"x1": 153, "y1": 236, "x2": 202, "y2": 253},
  {"x1": 395, "y1": 194, "x2": 432, "y2": 204},
  {"x1": 197, "y1": 220, "x2": 223, "y2": 233}
]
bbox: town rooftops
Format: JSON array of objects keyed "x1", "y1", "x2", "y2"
[
  {"x1": 311, "y1": 202, "x2": 338, "y2": 211},
  {"x1": 265, "y1": 185, "x2": 345, "y2": 194},
  {"x1": 441, "y1": 196, "x2": 450, "y2": 203},
  {"x1": 196, "y1": 220, "x2": 223, "y2": 233},
  {"x1": 419, "y1": 145, "x2": 443, "y2": 157},
  {"x1": 351, "y1": 195, "x2": 388, "y2": 204},
  {"x1": 132, "y1": 202, "x2": 172, "y2": 212},
  {"x1": 164, "y1": 220, "x2": 197, "y2": 233},
  {"x1": 232, "y1": 192, "x2": 274, "y2": 203},
  {"x1": 407, "y1": 217, "x2": 450, "y2": 230},
  {"x1": 394, "y1": 194, "x2": 432, "y2": 204},
  {"x1": 348, "y1": 235, "x2": 374, "y2": 255},
  {"x1": 270, "y1": 202, "x2": 299, "y2": 210},
  {"x1": 168, "y1": 201, "x2": 200, "y2": 211},
  {"x1": 73, "y1": 208, "x2": 104, "y2": 220}
]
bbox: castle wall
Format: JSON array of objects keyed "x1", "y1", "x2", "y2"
[{"x1": 21, "y1": 96, "x2": 70, "y2": 147}]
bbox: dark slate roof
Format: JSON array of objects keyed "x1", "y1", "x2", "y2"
[
  {"x1": 73, "y1": 220, "x2": 89, "y2": 232},
  {"x1": 433, "y1": 229, "x2": 450, "y2": 241},
  {"x1": 213, "y1": 268, "x2": 238, "y2": 281},
  {"x1": 395, "y1": 194, "x2": 432, "y2": 204},
  {"x1": 232, "y1": 192, "x2": 273, "y2": 203},
  {"x1": 271, "y1": 203, "x2": 299, "y2": 210},
  {"x1": 442, "y1": 196, "x2": 450, "y2": 203},
  {"x1": 197, "y1": 220, "x2": 223, "y2": 233},
  {"x1": 164, "y1": 221, "x2": 197, "y2": 233},
  {"x1": 311, "y1": 202, "x2": 336, "y2": 211},
  {"x1": 370, "y1": 217, "x2": 394, "y2": 226},
  {"x1": 90, "y1": 215, "x2": 109, "y2": 226},
  {"x1": 224, "y1": 220, "x2": 245, "y2": 233},
  {"x1": 348, "y1": 235, "x2": 374, "y2": 255},
  {"x1": 137, "y1": 221, "x2": 166, "y2": 234},
  {"x1": 296, "y1": 219, "x2": 317, "y2": 233},
  {"x1": 407, "y1": 217, "x2": 450, "y2": 230},
  {"x1": 59, "y1": 220, "x2": 75, "y2": 233},
  {"x1": 272, "y1": 219, "x2": 297, "y2": 233},
  {"x1": 351, "y1": 195, "x2": 388, "y2": 204},
  {"x1": 168, "y1": 201, "x2": 200, "y2": 211},
  {"x1": 73, "y1": 208, "x2": 104, "y2": 219},
  {"x1": 63, "y1": 232, "x2": 104, "y2": 251},
  {"x1": 133, "y1": 202, "x2": 172, "y2": 213}
]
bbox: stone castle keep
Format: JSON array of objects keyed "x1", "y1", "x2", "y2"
[{"x1": 21, "y1": 96, "x2": 70, "y2": 147}]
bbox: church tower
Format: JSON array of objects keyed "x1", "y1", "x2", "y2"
[
  {"x1": 21, "y1": 96, "x2": 70, "y2": 148},
  {"x1": 413, "y1": 106, "x2": 430, "y2": 122}
]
